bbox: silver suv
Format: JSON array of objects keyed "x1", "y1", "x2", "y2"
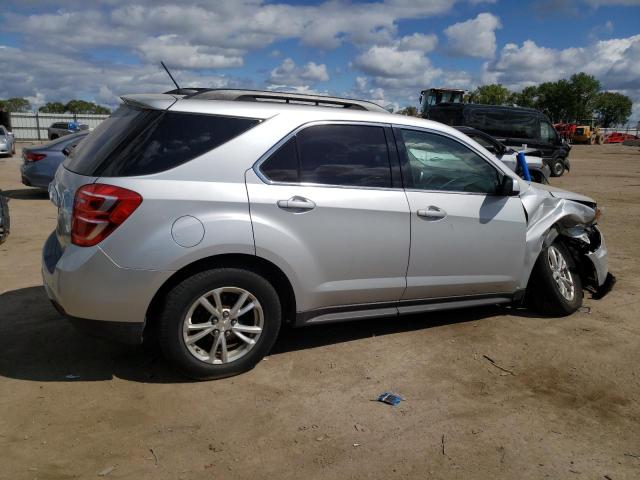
[{"x1": 43, "y1": 89, "x2": 612, "y2": 379}]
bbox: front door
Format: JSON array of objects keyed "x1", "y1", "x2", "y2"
[{"x1": 395, "y1": 127, "x2": 527, "y2": 301}]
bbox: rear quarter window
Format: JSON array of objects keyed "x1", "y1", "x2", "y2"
[{"x1": 64, "y1": 106, "x2": 260, "y2": 177}]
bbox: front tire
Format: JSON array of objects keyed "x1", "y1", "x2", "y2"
[
  {"x1": 551, "y1": 158, "x2": 565, "y2": 177},
  {"x1": 158, "y1": 268, "x2": 282, "y2": 380},
  {"x1": 527, "y1": 241, "x2": 583, "y2": 316}
]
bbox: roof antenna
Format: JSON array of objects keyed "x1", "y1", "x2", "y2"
[{"x1": 161, "y1": 61, "x2": 180, "y2": 90}]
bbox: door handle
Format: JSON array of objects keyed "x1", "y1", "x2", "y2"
[
  {"x1": 417, "y1": 205, "x2": 447, "y2": 220},
  {"x1": 277, "y1": 196, "x2": 316, "y2": 211}
]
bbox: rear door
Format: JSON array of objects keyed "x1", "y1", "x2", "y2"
[
  {"x1": 246, "y1": 122, "x2": 410, "y2": 314},
  {"x1": 395, "y1": 127, "x2": 526, "y2": 301}
]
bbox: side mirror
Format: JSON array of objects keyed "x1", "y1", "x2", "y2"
[{"x1": 497, "y1": 175, "x2": 518, "y2": 196}]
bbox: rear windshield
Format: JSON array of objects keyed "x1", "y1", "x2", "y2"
[{"x1": 64, "y1": 105, "x2": 260, "y2": 177}]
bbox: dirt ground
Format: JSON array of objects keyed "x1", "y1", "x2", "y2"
[{"x1": 0, "y1": 143, "x2": 639, "y2": 480}]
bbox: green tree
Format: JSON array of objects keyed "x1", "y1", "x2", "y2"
[
  {"x1": 535, "y1": 80, "x2": 573, "y2": 123},
  {"x1": 468, "y1": 84, "x2": 512, "y2": 105},
  {"x1": 594, "y1": 91, "x2": 633, "y2": 127},
  {"x1": 509, "y1": 85, "x2": 538, "y2": 108},
  {"x1": 65, "y1": 99, "x2": 110, "y2": 114},
  {"x1": 39, "y1": 102, "x2": 67, "y2": 113},
  {"x1": 396, "y1": 106, "x2": 418, "y2": 116},
  {"x1": 93, "y1": 105, "x2": 111, "y2": 114},
  {"x1": 0, "y1": 97, "x2": 32, "y2": 112},
  {"x1": 569, "y1": 72, "x2": 601, "y2": 122}
]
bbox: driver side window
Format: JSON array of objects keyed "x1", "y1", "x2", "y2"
[
  {"x1": 400, "y1": 129, "x2": 501, "y2": 194},
  {"x1": 540, "y1": 121, "x2": 557, "y2": 143}
]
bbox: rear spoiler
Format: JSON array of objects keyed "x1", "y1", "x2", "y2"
[{"x1": 120, "y1": 94, "x2": 179, "y2": 111}]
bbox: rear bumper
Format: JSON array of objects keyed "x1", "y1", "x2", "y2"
[
  {"x1": 42, "y1": 232, "x2": 172, "y2": 344},
  {"x1": 21, "y1": 163, "x2": 52, "y2": 189}
]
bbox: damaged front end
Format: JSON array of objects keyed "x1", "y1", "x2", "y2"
[{"x1": 520, "y1": 182, "x2": 615, "y2": 299}]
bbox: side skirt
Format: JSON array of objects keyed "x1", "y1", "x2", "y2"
[{"x1": 295, "y1": 293, "x2": 518, "y2": 327}]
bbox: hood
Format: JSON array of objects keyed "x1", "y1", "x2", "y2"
[{"x1": 526, "y1": 182, "x2": 596, "y2": 206}]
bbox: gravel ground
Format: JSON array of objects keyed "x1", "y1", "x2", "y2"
[{"x1": 0, "y1": 143, "x2": 639, "y2": 480}]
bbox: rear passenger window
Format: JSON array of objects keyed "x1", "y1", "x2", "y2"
[
  {"x1": 260, "y1": 138, "x2": 298, "y2": 183},
  {"x1": 297, "y1": 125, "x2": 391, "y2": 187},
  {"x1": 65, "y1": 106, "x2": 260, "y2": 176},
  {"x1": 260, "y1": 124, "x2": 392, "y2": 188}
]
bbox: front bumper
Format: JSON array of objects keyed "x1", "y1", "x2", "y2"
[
  {"x1": 42, "y1": 232, "x2": 172, "y2": 344},
  {"x1": 585, "y1": 229, "x2": 608, "y2": 287}
]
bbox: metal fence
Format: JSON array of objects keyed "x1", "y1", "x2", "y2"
[
  {"x1": 601, "y1": 126, "x2": 640, "y2": 137},
  {"x1": 9, "y1": 112, "x2": 109, "y2": 141}
]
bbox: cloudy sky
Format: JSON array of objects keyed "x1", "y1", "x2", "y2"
[{"x1": 1, "y1": 0, "x2": 639, "y2": 120}]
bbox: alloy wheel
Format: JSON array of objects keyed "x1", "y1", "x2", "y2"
[
  {"x1": 182, "y1": 287, "x2": 264, "y2": 364},
  {"x1": 547, "y1": 246, "x2": 575, "y2": 301}
]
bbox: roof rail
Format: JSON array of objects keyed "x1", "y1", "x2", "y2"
[
  {"x1": 181, "y1": 88, "x2": 389, "y2": 113},
  {"x1": 164, "y1": 87, "x2": 214, "y2": 96}
]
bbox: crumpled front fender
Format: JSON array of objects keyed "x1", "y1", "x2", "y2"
[{"x1": 519, "y1": 186, "x2": 607, "y2": 289}]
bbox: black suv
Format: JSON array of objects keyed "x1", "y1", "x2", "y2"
[{"x1": 425, "y1": 103, "x2": 571, "y2": 176}]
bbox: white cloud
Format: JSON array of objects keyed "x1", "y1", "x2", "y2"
[
  {"x1": 485, "y1": 35, "x2": 640, "y2": 90},
  {"x1": 268, "y1": 58, "x2": 329, "y2": 87},
  {"x1": 6, "y1": 1, "x2": 456, "y2": 55},
  {"x1": 483, "y1": 35, "x2": 640, "y2": 122},
  {"x1": 355, "y1": 46, "x2": 432, "y2": 78},
  {"x1": 0, "y1": 46, "x2": 237, "y2": 110},
  {"x1": 0, "y1": 0, "x2": 459, "y2": 107},
  {"x1": 444, "y1": 12, "x2": 502, "y2": 59},
  {"x1": 396, "y1": 33, "x2": 438, "y2": 52},
  {"x1": 138, "y1": 35, "x2": 244, "y2": 69},
  {"x1": 352, "y1": 32, "x2": 443, "y2": 107}
]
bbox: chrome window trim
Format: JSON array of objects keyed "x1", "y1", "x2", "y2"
[{"x1": 253, "y1": 120, "x2": 401, "y2": 191}]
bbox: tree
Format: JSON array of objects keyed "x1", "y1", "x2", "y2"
[
  {"x1": 569, "y1": 72, "x2": 601, "y2": 122},
  {"x1": 594, "y1": 91, "x2": 633, "y2": 127},
  {"x1": 64, "y1": 99, "x2": 110, "y2": 114},
  {"x1": 396, "y1": 106, "x2": 418, "y2": 117},
  {"x1": 93, "y1": 105, "x2": 111, "y2": 114},
  {"x1": 509, "y1": 85, "x2": 538, "y2": 108},
  {"x1": 0, "y1": 97, "x2": 31, "y2": 112},
  {"x1": 468, "y1": 84, "x2": 511, "y2": 105},
  {"x1": 535, "y1": 80, "x2": 573, "y2": 123},
  {"x1": 39, "y1": 102, "x2": 67, "y2": 113}
]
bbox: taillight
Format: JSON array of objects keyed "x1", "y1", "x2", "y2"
[
  {"x1": 24, "y1": 152, "x2": 47, "y2": 162},
  {"x1": 71, "y1": 184, "x2": 142, "y2": 247}
]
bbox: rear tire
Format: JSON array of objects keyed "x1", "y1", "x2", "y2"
[
  {"x1": 158, "y1": 268, "x2": 281, "y2": 380},
  {"x1": 551, "y1": 158, "x2": 565, "y2": 177},
  {"x1": 527, "y1": 241, "x2": 583, "y2": 316}
]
